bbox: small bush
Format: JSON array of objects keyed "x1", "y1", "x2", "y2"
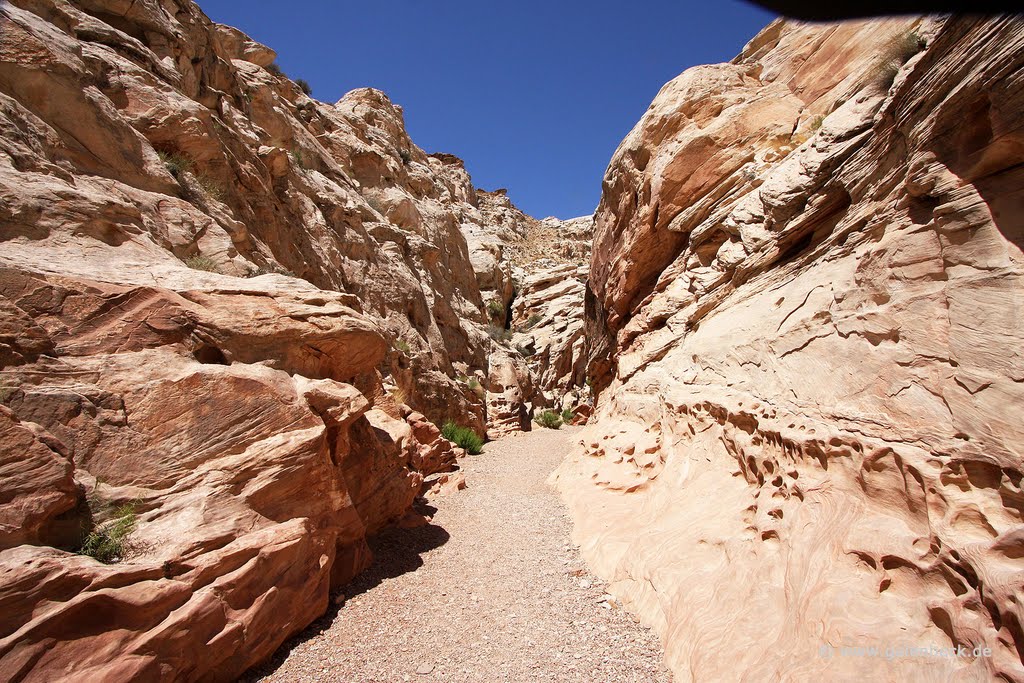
[
  {"x1": 534, "y1": 410, "x2": 563, "y2": 430},
  {"x1": 185, "y1": 255, "x2": 219, "y2": 272},
  {"x1": 441, "y1": 421, "x2": 483, "y2": 454},
  {"x1": 390, "y1": 386, "x2": 407, "y2": 406},
  {"x1": 486, "y1": 298, "x2": 505, "y2": 322},
  {"x1": 809, "y1": 115, "x2": 824, "y2": 131},
  {"x1": 394, "y1": 340, "x2": 411, "y2": 354},
  {"x1": 80, "y1": 503, "x2": 136, "y2": 564},
  {"x1": 290, "y1": 149, "x2": 306, "y2": 169},
  {"x1": 398, "y1": 148, "x2": 412, "y2": 165},
  {"x1": 266, "y1": 62, "x2": 284, "y2": 77},
  {"x1": 868, "y1": 30, "x2": 924, "y2": 87},
  {"x1": 294, "y1": 78, "x2": 312, "y2": 96},
  {"x1": 525, "y1": 313, "x2": 543, "y2": 329},
  {"x1": 195, "y1": 173, "x2": 224, "y2": 201},
  {"x1": 515, "y1": 343, "x2": 534, "y2": 357},
  {"x1": 561, "y1": 408, "x2": 573, "y2": 423},
  {"x1": 157, "y1": 150, "x2": 193, "y2": 179},
  {"x1": 488, "y1": 325, "x2": 512, "y2": 343},
  {"x1": 245, "y1": 264, "x2": 295, "y2": 277}
]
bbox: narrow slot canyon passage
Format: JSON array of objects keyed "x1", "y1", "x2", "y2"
[{"x1": 244, "y1": 428, "x2": 671, "y2": 683}]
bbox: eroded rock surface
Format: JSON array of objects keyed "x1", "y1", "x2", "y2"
[
  {"x1": 0, "y1": 0, "x2": 543, "y2": 678},
  {"x1": 555, "y1": 15, "x2": 1024, "y2": 682}
]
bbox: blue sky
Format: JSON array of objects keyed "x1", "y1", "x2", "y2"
[{"x1": 199, "y1": 1, "x2": 776, "y2": 219}]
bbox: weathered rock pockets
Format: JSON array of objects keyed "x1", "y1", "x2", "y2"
[
  {"x1": 0, "y1": 0, "x2": 588, "y2": 679},
  {"x1": 554, "y1": 15, "x2": 1024, "y2": 682}
]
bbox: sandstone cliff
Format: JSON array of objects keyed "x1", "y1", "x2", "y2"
[
  {"x1": 554, "y1": 15, "x2": 1024, "y2": 681},
  {"x1": 0, "y1": 0, "x2": 588, "y2": 678}
]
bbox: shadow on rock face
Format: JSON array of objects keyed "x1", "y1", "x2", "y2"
[{"x1": 241, "y1": 513, "x2": 450, "y2": 680}]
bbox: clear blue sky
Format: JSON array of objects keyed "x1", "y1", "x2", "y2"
[{"x1": 199, "y1": 1, "x2": 776, "y2": 219}]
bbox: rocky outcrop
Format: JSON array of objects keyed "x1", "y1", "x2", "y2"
[
  {"x1": 511, "y1": 262, "x2": 589, "y2": 411},
  {"x1": 556, "y1": 15, "x2": 1024, "y2": 682},
  {"x1": 0, "y1": 0, "x2": 551, "y2": 678}
]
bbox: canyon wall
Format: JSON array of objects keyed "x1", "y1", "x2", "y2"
[
  {"x1": 0, "y1": 0, "x2": 586, "y2": 679},
  {"x1": 555, "y1": 15, "x2": 1024, "y2": 682}
]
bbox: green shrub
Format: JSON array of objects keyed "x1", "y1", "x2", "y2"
[
  {"x1": 561, "y1": 408, "x2": 573, "y2": 423},
  {"x1": 534, "y1": 410, "x2": 563, "y2": 429},
  {"x1": 441, "y1": 421, "x2": 483, "y2": 454},
  {"x1": 185, "y1": 255, "x2": 219, "y2": 272},
  {"x1": 290, "y1": 149, "x2": 306, "y2": 169},
  {"x1": 486, "y1": 298, "x2": 505, "y2": 322},
  {"x1": 80, "y1": 503, "x2": 136, "y2": 564},
  {"x1": 245, "y1": 264, "x2": 295, "y2": 277},
  {"x1": 525, "y1": 313, "x2": 543, "y2": 329},
  {"x1": 809, "y1": 115, "x2": 824, "y2": 131},
  {"x1": 394, "y1": 339, "x2": 411, "y2": 354},
  {"x1": 266, "y1": 62, "x2": 284, "y2": 77},
  {"x1": 515, "y1": 343, "x2": 534, "y2": 357},
  {"x1": 488, "y1": 325, "x2": 511, "y2": 343},
  {"x1": 398, "y1": 148, "x2": 412, "y2": 165},
  {"x1": 196, "y1": 173, "x2": 224, "y2": 201},
  {"x1": 295, "y1": 78, "x2": 312, "y2": 96},
  {"x1": 868, "y1": 30, "x2": 924, "y2": 87},
  {"x1": 157, "y1": 150, "x2": 193, "y2": 178}
]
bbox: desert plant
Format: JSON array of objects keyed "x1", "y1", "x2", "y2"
[
  {"x1": 868, "y1": 30, "x2": 924, "y2": 87},
  {"x1": 394, "y1": 339, "x2": 411, "y2": 354},
  {"x1": 290, "y1": 148, "x2": 308, "y2": 170},
  {"x1": 441, "y1": 421, "x2": 483, "y2": 455},
  {"x1": 809, "y1": 115, "x2": 824, "y2": 131},
  {"x1": 195, "y1": 173, "x2": 224, "y2": 201},
  {"x1": 486, "y1": 298, "x2": 505, "y2": 322},
  {"x1": 184, "y1": 255, "x2": 219, "y2": 272},
  {"x1": 79, "y1": 502, "x2": 137, "y2": 564},
  {"x1": 534, "y1": 410, "x2": 563, "y2": 430},
  {"x1": 246, "y1": 264, "x2": 296, "y2": 278},
  {"x1": 488, "y1": 325, "x2": 512, "y2": 343},
  {"x1": 295, "y1": 78, "x2": 312, "y2": 96},
  {"x1": 525, "y1": 313, "x2": 543, "y2": 329},
  {"x1": 390, "y1": 386, "x2": 407, "y2": 406},
  {"x1": 266, "y1": 62, "x2": 284, "y2": 77},
  {"x1": 157, "y1": 150, "x2": 193, "y2": 178},
  {"x1": 561, "y1": 408, "x2": 573, "y2": 423},
  {"x1": 398, "y1": 148, "x2": 412, "y2": 165}
]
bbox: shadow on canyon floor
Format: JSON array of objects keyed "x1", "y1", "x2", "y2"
[{"x1": 241, "y1": 501, "x2": 450, "y2": 680}]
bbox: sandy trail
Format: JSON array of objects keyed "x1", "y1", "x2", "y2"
[{"x1": 245, "y1": 426, "x2": 670, "y2": 683}]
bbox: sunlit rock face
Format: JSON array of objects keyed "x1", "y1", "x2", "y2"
[
  {"x1": 554, "y1": 15, "x2": 1024, "y2": 682},
  {"x1": 0, "y1": 0, "x2": 510, "y2": 677}
]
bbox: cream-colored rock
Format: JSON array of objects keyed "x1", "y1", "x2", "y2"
[
  {"x1": 558, "y1": 15, "x2": 1024, "y2": 683},
  {"x1": 485, "y1": 345, "x2": 535, "y2": 439},
  {"x1": 0, "y1": 0, "x2": 516, "y2": 677}
]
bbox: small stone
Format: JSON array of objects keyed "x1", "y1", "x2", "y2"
[{"x1": 416, "y1": 663, "x2": 434, "y2": 675}]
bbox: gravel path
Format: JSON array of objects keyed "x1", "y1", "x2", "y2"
[{"x1": 244, "y1": 426, "x2": 671, "y2": 683}]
